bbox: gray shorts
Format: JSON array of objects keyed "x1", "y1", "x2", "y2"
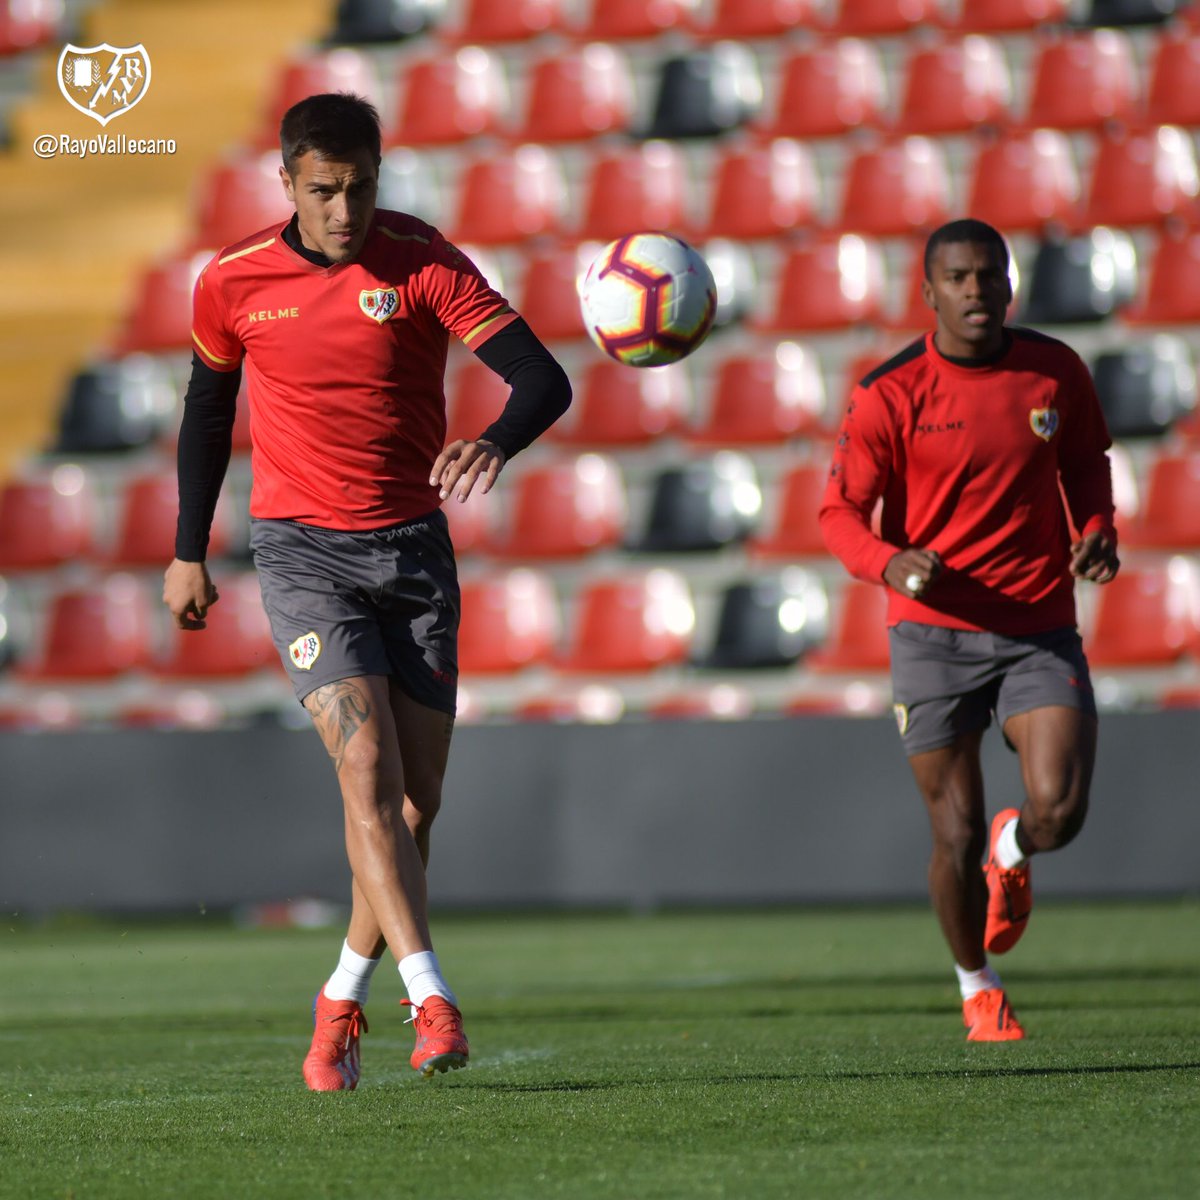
[
  {"x1": 888, "y1": 622, "x2": 1096, "y2": 757},
  {"x1": 249, "y1": 512, "x2": 459, "y2": 715}
]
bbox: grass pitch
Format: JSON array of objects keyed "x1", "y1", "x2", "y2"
[{"x1": 2, "y1": 901, "x2": 1197, "y2": 1199}]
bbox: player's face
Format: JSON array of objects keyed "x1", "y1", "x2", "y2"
[
  {"x1": 922, "y1": 240, "x2": 1012, "y2": 359},
  {"x1": 281, "y1": 148, "x2": 379, "y2": 264}
]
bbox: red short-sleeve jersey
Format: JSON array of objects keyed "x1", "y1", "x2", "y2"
[{"x1": 191, "y1": 210, "x2": 517, "y2": 529}]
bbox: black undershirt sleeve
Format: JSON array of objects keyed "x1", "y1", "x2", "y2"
[
  {"x1": 470, "y1": 318, "x2": 572, "y2": 457},
  {"x1": 174, "y1": 352, "x2": 241, "y2": 561}
]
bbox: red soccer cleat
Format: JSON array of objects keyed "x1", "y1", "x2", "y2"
[
  {"x1": 403, "y1": 995, "x2": 469, "y2": 1077},
  {"x1": 963, "y1": 987, "x2": 1025, "y2": 1042},
  {"x1": 303, "y1": 990, "x2": 368, "y2": 1092},
  {"x1": 984, "y1": 806, "x2": 1033, "y2": 954}
]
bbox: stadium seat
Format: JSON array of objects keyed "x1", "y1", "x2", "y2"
[
  {"x1": 557, "y1": 570, "x2": 695, "y2": 673},
  {"x1": 327, "y1": 0, "x2": 444, "y2": 44},
  {"x1": 118, "y1": 691, "x2": 229, "y2": 731},
  {"x1": 884, "y1": 245, "x2": 939, "y2": 332},
  {"x1": 892, "y1": 37, "x2": 1012, "y2": 135},
  {"x1": 0, "y1": 467, "x2": 95, "y2": 570},
  {"x1": 457, "y1": 570, "x2": 559, "y2": 674},
  {"x1": 1122, "y1": 230, "x2": 1200, "y2": 325},
  {"x1": 192, "y1": 152, "x2": 293, "y2": 250},
  {"x1": 702, "y1": 238, "x2": 760, "y2": 330},
  {"x1": 825, "y1": 0, "x2": 940, "y2": 33},
  {"x1": 441, "y1": 0, "x2": 567, "y2": 42},
  {"x1": 441, "y1": 490, "x2": 493, "y2": 556},
  {"x1": 154, "y1": 574, "x2": 277, "y2": 679},
  {"x1": 648, "y1": 684, "x2": 756, "y2": 720},
  {"x1": 448, "y1": 145, "x2": 568, "y2": 246},
  {"x1": 1120, "y1": 451, "x2": 1200, "y2": 549},
  {"x1": 1023, "y1": 30, "x2": 1140, "y2": 131},
  {"x1": 703, "y1": 569, "x2": 830, "y2": 669},
  {"x1": 389, "y1": 48, "x2": 508, "y2": 146},
  {"x1": 486, "y1": 453, "x2": 625, "y2": 558},
  {"x1": 577, "y1": 142, "x2": 689, "y2": 242},
  {"x1": 1145, "y1": 32, "x2": 1200, "y2": 127},
  {"x1": 1021, "y1": 228, "x2": 1138, "y2": 325},
  {"x1": 445, "y1": 358, "x2": 510, "y2": 446},
  {"x1": 1080, "y1": 0, "x2": 1182, "y2": 24},
  {"x1": 1091, "y1": 335, "x2": 1196, "y2": 439},
  {"x1": 0, "y1": 574, "x2": 25, "y2": 671},
  {"x1": 116, "y1": 251, "x2": 211, "y2": 355},
  {"x1": 552, "y1": 357, "x2": 691, "y2": 446},
  {"x1": 0, "y1": 0, "x2": 60, "y2": 53},
  {"x1": 756, "y1": 40, "x2": 886, "y2": 139},
  {"x1": 1085, "y1": 560, "x2": 1200, "y2": 667},
  {"x1": 643, "y1": 42, "x2": 763, "y2": 140},
  {"x1": 747, "y1": 461, "x2": 834, "y2": 559},
  {"x1": 516, "y1": 243, "x2": 593, "y2": 342},
  {"x1": 1083, "y1": 126, "x2": 1199, "y2": 231},
  {"x1": 377, "y1": 147, "x2": 442, "y2": 223},
  {"x1": 688, "y1": 342, "x2": 826, "y2": 446},
  {"x1": 806, "y1": 579, "x2": 891, "y2": 673},
  {"x1": 109, "y1": 469, "x2": 231, "y2": 567},
  {"x1": 837, "y1": 137, "x2": 952, "y2": 237},
  {"x1": 576, "y1": 0, "x2": 698, "y2": 40},
  {"x1": 633, "y1": 453, "x2": 762, "y2": 553},
  {"x1": 17, "y1": 574, "x2": 154, "y2": 680},
  {"x1": 760, "y1": 235, "x2": 887, "y2": 332},
  {"x1": 257, "y1": 50, "x2": 382, "y2": 146},
  {"x1": 700, "y1": 139, "x2": 820, "y2": 241},
  {"x1": 54, "y1": 356, "x2": 178, "y2": 454},
  {"x1": 702, "y1": 0, "x2": 817, "y2": 38},
  {"x1": 513, "y1": 45, "x2": 634, "y2": 143},
  {"x1": 942, "y1": 0, "x2": 1069, "y2": 30},
  {"x1": 965, "y1": 129, "x2": 1082, "y2": 235}
]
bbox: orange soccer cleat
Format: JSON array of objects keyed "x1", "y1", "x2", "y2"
[
  {"x1": 403, "y1": 995, "x2": 469, "y2": 1077},
  {"x1": 963, "y1": 987, "x2": 1025, "y2": 1042},
  {"x1": 303, "y1": 990, "x2": 368, "y2": 1092},
  {"x1": 984, "y1": 806, "x2": 1032, "y2": 954}
]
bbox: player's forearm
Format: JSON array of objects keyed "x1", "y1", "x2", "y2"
[
  {"x1": 819, "y1": 504, "x2": 900, "y2": 584},
  {"x1": 1061, "y1": 456, "x2": 1117, "y2": 545}
]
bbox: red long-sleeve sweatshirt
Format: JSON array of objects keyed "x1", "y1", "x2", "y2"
[{"x1": 819, "y1": 328, "x2": 1117, "y2": 635}]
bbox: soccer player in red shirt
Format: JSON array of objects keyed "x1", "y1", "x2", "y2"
[
  {"x1": 162, "y1": 93, "x2": 571, "y2": 1088},
  {"x1": 820, "y1": 219, "x2": 1119, "y2": 1041}
]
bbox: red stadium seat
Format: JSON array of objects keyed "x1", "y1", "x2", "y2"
[
  {"x1": 837, "y1": 137, "x2": 952, "y2": 237},
  {"x1": 1024, "y1": 30, "x2": 1140, "y2": 132},
  {"x1": 486, "y1": 454, "x2": 626, "y2": 559},
  {"x1": 0, "y1": 0, "x2": 61, "y2": 53},
  {"x1": 688, "y1": 342, "x2": 826, "y2": 446},
  {"x1": 449, "y1": 145, "x2": 568, "y2": 246},
  {"x1": 154, "y1": 574, "x2": 277, "y2": 678},
  {"x1": 389, "y1": 48, "x2": 508, "y2": 147},
  {"x1": 258, "y1": 50, "x2": 382, "y2": 148},
  {"x1": 516, "y1": 244, "x2": 593, "y2": 342},
  {"x1": 513, "y1": 45, "x2": 634, "y2": 143},
  {"x1": 1086, "y1": 561, "x2": 1200, "y2": 668},
  {"x1": 757, "y1": 40, "x2": 886, "y2": 139},
  {"x1": 747, "y1": 461, "x2": 833, "y2": 559},
  {"x1": 552, "y1": 357, "x2": 690, "y2": 446},
  {"x1": 966, "y1": 129, "x2": 1082, "y2": 235},
  {"x1": 701, "y1": 139, "x2": 820, "y2": 241},
  {"x1": 1145, "y1": 33, "x2": 1200, "y2": 128},
  {"x1": 116, "y1": 251, "x2": 211, "y2": 355},
  {"x1": 0, "y1": 467, "x2": 95, "y2": 570},
  {"x1": 806, "y1": 580, "x2": 891, "y2": 673},
  {"x1": 578, "y1": 142, "x2": 689, "y2": 243},
  {"x1": 759, "y1": 235, "x2": 887, "y2": 333},
  {"x1": 826, "y1": 0, "x2": 940, "y2": 34},
  {"x1": 1121, "y1": 451, "x2": 1200, "y2": 550},
  {"x1": 702, "y1": 0, "x2": 817, "y2": 38},
  {"x1": 442, "y1": 0, "x2": 568, "y2": 42},
  {"x1": 109, "y1": 469, "x2": 231, "y2": 567},
  {"x1": 577, "y1": 0, "x2": 698, "y2": 40},
  {"x1": 442, "y1": 490, "x2": 493, "y2": 556},
  {"x1": 942, "y1": 0, "x2": 1069, "y2": 30},
  {"x1": 1083, "y1": 126, "x2": 1200, "y2": 231},
  {"x1": 18, "y1": 574, "x2": 154, "y2": 680},
  {"x1": 893, "y1": 37, "x2": 1013, "y2": 135},
  {"x1": 458, "y1": 570, "x2": 559, "y2": 674},
  {"x1": 557, "y1": 570, "x2": 694, "y2": 672},
  {"x1": 192, "y1": 152, "x2": 292, "y2": 250},
  {"x1": 445, "y1": 359, "x2": 510, "y2": 446},
  {"x1": 1123, "y1": 231, "x2": 1200, "y2": 325}
]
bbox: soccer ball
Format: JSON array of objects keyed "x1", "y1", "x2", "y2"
[{"x1": 578, "y1": 233, "x2": 717, "y2": 367}]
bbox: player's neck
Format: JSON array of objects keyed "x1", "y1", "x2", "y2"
[
  {"x1": 933, "y1": 330, "x2": 1011, "y2": 369},
  {"x1": 283, "y1": 214, "x2": 334, "y2": 268}
]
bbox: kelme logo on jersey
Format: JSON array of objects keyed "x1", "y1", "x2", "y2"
[
  {"x1": 57, "y1": 44, "x2": 151, "y2": 126},
  {"x1": 1029, "y1": 407, "x2": 1059, "y2": 442},
  {"x1": 359, "y1": 288, "x2": 399, "y2": 323},
  {"x1": 288, "y1": 631, "x2": 322, "y2": 671}
]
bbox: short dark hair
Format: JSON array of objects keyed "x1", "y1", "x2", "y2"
[
  {"x1": 923, "y1": 219, "x2": 1009, "y2": 280},
  {"x1": 280, "y1": 92, "x2": 382, "y2": 175}
]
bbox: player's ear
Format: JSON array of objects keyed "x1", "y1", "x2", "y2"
[
  {"x1": 280, "y1": 164, "x2": 296, "y2": 203},
  {"x1": 921, "y1": 277, "x2": 937, "y2": 311}
]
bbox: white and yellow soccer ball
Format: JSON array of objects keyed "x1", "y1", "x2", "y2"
[{"x1": 578, "y1": 232, "x2": 718, "y2": 367}]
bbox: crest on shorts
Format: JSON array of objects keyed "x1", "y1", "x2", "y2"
[
  {"x1": 1029, "y1": 407, "x2": 1059, "y2": 442},
  {"x1": 288, "y1": 631, "x2": 322, "y2": 671},
  {"x1": 359, "y1": 288, "x2": 399, "y2": 323},
  {"x1": 893, "y1": 703, "x2": 909, "y2": 736},
  {"x1": 57, "y1": 44, "x2": 152, "y2": 127}
]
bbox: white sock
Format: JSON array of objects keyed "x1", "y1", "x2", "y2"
[
  {"x1": 955, "y1": 962, "x2": 1002, "y2": 1001},
  {"x1": 995, "y1": 816, "x2": 1027, "y2": 870},
  {"x1": 399, "y1": 950, "x2": 457, "y2": 1008},
  {"x1": 323, "y1": 939, "x2": 382, "y2": 1004}
]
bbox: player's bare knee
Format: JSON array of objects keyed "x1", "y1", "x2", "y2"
[{"x1": 1024, "y1": 788, "x2": 1088, "y2": 852}]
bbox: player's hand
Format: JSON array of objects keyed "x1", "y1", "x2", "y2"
[
  {"x1": 884, "y1": 549, "x2": 942, "y2": 599},
  {"x1": 1070, "y1": 529, "x2": 1120, "y2": 584},
  {"x1": 431, "y1": 438, "x2": 508, "y2": 502},
  {"x1": 163, "y1": 559, "x2": 219, "y2": 630}
]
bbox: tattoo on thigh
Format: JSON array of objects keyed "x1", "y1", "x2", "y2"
[{"x1": 306, "y1": 682, "x2": 371, "y2": 773}]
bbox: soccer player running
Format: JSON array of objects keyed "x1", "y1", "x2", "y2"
[
  {"x1": 819, "y1": 219, "x2": 1119, "y2": 1041},
  {"x1": 162, "y1": 93, "x2": 571, "y2": 1088}
]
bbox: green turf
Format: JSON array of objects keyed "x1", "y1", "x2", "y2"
[{"x1": 2, "y1": 901, "x2": 1197, "y2": 1199}]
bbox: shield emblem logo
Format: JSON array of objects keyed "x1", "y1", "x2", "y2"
[
  {"x1": 57, "y1": 44, "x2": 152, "y2": 127},
  {"x1": 359, "y1": 288, "x2": 399, "y2": 323},
  {"x1": 288, "y1": 632, "x2": 322, "y2": 671},
  {"x1": 1029, "y1": 407, "x2": 1060, "y2": 442}
]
